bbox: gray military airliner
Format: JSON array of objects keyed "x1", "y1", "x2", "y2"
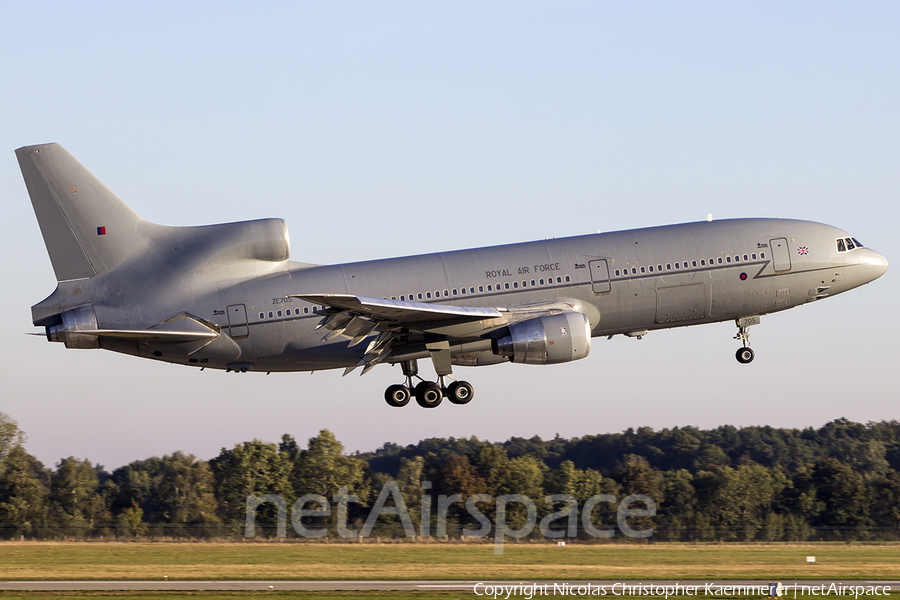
[{"x1": 17, "y1": 144, "x2": 888, "y2": 408}]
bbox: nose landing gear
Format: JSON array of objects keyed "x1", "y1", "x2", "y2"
[
  {"x1": 734, "y1": 316, "x2": 760, "y2": 364},
  {"x1": 735, "y1": 347, "x2": 755, "y2": 364}
]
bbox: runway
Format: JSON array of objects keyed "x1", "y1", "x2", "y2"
[{"x1": 0, "y1": 580, "x2": 895, "y2": 592}]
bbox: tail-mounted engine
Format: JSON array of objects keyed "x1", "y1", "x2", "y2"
[
  {"x1": 46, "y1": 304, "x2": 100, "y2": 349},
  {"x1": 491, "y1": 312, "x2": 591, "y2": 365}
]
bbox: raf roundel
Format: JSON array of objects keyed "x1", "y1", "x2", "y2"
[{"x1": 740, "y1": 272, "x2": 748, "y2": 281}]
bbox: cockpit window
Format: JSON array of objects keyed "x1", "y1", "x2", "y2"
[{"x1": 836, "y1": 237, "x2": 864, "y2": 252}]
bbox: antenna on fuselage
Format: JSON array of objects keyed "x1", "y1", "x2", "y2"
[{"x1": 707, "y1": 213, "x2": 713, "y2": 222}]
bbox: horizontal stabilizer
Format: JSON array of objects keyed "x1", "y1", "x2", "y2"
[{"x1": 76, "y1": 329, "x2": 218, "y2": 343}]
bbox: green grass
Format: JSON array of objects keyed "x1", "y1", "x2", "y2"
[{"x1": 0, "y1": 542, "x2": 898, "y2": 580}]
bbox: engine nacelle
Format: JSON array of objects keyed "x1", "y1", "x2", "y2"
[
  {"x1": 491, "y1": 312, "x2": 591, "y2": 365},
  {"x1": 46, "y1": 304, "x2": 100, "y2": 349}
]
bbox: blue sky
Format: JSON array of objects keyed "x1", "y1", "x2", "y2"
[{"x1": 2, "y1": 2, "x2": 897, "y2": 469}]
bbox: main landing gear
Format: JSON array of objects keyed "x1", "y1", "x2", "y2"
[
  {"x1": 383, "y1": 359, "x2": 475, "y2": 408},
  {"x1": 734, "y1": 316, "x2": 760, "y2": 364}
]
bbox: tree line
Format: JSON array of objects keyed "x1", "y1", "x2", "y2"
[{"x1": 1, "y1": 412, "x2": 898, "y2": 541}]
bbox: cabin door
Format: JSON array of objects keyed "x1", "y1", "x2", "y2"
[
  {"x1": 227, "y1": 304, "x2": 250, "y2": 338},
  {"x1": 770, "y1": 238, "x2": 792, "y2": 272},
  {"x1": 590, "y1": 259, "x2": 611, "y2": 294}
]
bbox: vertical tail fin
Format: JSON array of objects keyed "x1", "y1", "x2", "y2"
[{"x1": 16, "y1": 143, "x2": 151, "y2": 281}]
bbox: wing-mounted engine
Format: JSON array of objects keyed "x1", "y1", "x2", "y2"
[{"x1": 491, "y1": 312, "x2": 591, "y2": 365}]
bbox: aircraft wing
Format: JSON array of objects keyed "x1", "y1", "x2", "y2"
[
  {"x1": 290, "y1": 294, "x2": 507, "y2": 374},
  {"x1": 289, "y1": 293, "x2": 585, "y2": 376},
  {"x1": 291, "y1": 294, "x2": 503, "y2": 324}
]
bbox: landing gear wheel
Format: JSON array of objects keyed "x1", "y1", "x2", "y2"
[
  {"x1": 384, "y1": 384, "x2": 411, "y2": 407},
  {"x1": 415, "y1": 382, "x2": 443, "y2": 408},
  {"x1": 446, "y1": 381, "x2": 474, "y2": 405},
  {"x1": 735, "y1": 347, "x2": 755, "y2": 364}
]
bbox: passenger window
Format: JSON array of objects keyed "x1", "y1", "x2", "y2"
[
  {"x1": 426, "y1": 292, "x2": 432, "y2": 299},
  {"x1": 531, "y1": 279, "x2": 536, "y2": 286},
  {"x1": 304, "y1": 307, "x2": 309, "y2": 314},
  {"x1": 268, "y1": 311, "x2": 273, "y2": 318},
  {"x1": 443, "y1": 290, "x2": 449, "y2": 297},
  {"x1": 648, "y1": 265, "x2": 653, "y2": 272},
  {"x1": 565, "y1": 275, "x2": 570, "y2": 282},
  {"x1": 479, "y1": 286, "x2": 484, "y2": 292},
  {"x1": 752, "y1": 253, "x2": 757, "y2": 260},
  {"x1": 657, "y1": 265, "x2": 662, "y2": 271},
  {"x1": 743, "y1": 254, "x2": 749, "y2": 260},
  {"x1": 505, "y1": 283, "x2": 510, "y2": 290},
  {"x1": 417, "y1": 293, "x2": 423, "y2": 300},
  {"x1": 513, "y1": 282, "x2": 519, "y2": 288},
  {"x1": 666, "y1": 264, "x2": 671, "y2": 270},
  {"x1": 716, "y1": 258, "x2": 722, "y2": 264},
  {"x1": 452, "y1": 289, "x2": 458, "y2": 296},
  {"x1": 259, "y1": 312, "x2": 264, "y2": 319},
  {"x1": 557, "y1": 277, "x2": 562, "y2": 283},
  {"x1": 540, "y1": 278, "x2": 546, "y2": 284},
  {"x1": 761, "y1": 252, "x2": 766, "y2": 258},
  {"x1": 614, "y1": 271, "x2": 619, "y2": 277},
  {"x1": 640, "y1": 267, "x2": 646, "y2": 273},
  {"x1": 277, "y1": 310, "x2": 282, "y2": 317},
  {"x1": 726, "y1": 256, "x2": 731, "y2": 263},
  {"x1": 487, "y1": 285, "x2": 492, "y2": 291},
  {"x1": 470, "y1": 287, "x2": 475, "y2": 293},
  {"x1": 701, "y1": 260, "x2": 706, "y2": 266},
  {"x1": 692, "y1": 261, "x2": 697, "y2": 267}
]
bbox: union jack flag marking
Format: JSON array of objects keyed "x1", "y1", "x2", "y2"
[{"x1": 797, "y1": 246, "x2": 809, "y2": 255}]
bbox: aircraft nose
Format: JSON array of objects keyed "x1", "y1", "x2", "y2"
[{"x1": 859, "y1": 249, "x2": 888, "y2": 281}]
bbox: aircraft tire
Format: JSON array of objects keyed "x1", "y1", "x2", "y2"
[
  {"x1": 446, "y1": 381, "x2": 474, "y2": 405},
  {"x1": 415, "y1": 383, "x2": 443, "y2": 408},
  {"x1": 385, "y1": 384, "x2": 411, "y2": 407},
  {"x1": 735, "y1": 347, "x2": 755, "y2": 364}
]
